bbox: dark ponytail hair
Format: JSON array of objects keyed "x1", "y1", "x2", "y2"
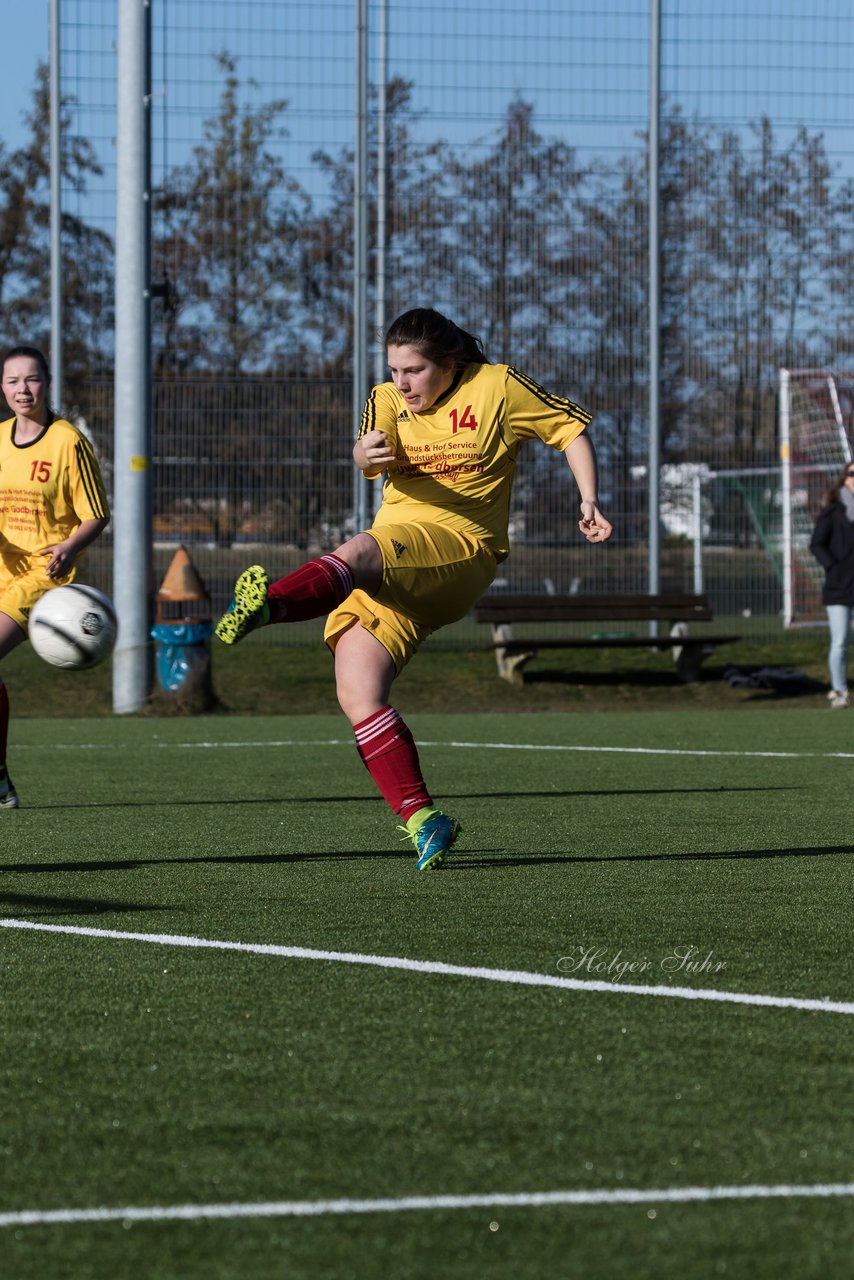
[
  {"x1": 384, "y1": 308, "x2": 488, "y2": 368},
  {"x1": 823, "y1": 460, "x2": 854, "y2": 508}
]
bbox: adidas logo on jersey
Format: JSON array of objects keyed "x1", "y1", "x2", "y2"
[
  {"x1": 391, "y1": 539, "x2": 406, "y2": 559},
  {"x1": 397, "y1": 410, "x2": 410, "y2": 422}
]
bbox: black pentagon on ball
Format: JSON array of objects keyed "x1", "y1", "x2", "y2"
[{"x1": 80, "y1": 611, "x2": 104, "y2": 636}]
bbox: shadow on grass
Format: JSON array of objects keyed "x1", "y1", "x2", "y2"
[
  {"x1": 15, "y1": 783, "x2": 800, "y2": 812},
  {"x1": 0, "y1": 890, "x2": 167, "y2": 914},
  {"x1": 448, "y1": 844, "x2": 854, "y2": 869},
  {"x1": 0, "y1": 849, "x2": 413, "y2": 876},
  {"x1": 0, "y1": 835, "x2": 844, "y2": 880},
  {"x1": 526, "y1": 666, "x2": 704, "y2": 688},
  {"x1": 525, "y1": 663, "x2": 826, "y2": 698}
]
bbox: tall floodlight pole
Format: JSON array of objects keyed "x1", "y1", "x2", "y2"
[
  {"x1": 648, "y1": 0, "x2": 662, "y2": 622},
  {"x1": 113, "y1": 0, "x2": 153, "y2": 713},
  {"x1": 352, "y1": 0, "x2": 369, "y2": 533},
  {"x1": 370, "y1": 0, "x2": 388, "y2": 519},
  {"x1": 49, "y1": 0, "x2": 63, "y2": 411}
]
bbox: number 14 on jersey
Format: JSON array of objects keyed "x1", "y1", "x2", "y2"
[{"x1": 449, "y1": 404, "x2": 478, "y2": 433}]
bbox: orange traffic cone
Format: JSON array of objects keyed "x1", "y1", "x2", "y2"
[{"x1": 155, "y1": 545, "x2": 211, "y2": 623}]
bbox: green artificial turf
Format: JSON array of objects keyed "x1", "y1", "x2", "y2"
[
  {"x1": 1, "y1": 710, "x2": 853, "y2": 1277},
  {"x1": 0, "y1": 623, "x2": 837, "y2": 718}
]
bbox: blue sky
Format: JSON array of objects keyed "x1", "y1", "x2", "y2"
[
  {"x1": 5, "y1": 2, "x2": 854, "y2": 183},
  {"x1": 6, "y1": 1, "x2": 49, "y2": 150}
]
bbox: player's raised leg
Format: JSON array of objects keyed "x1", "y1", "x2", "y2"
[
  {"x1": 215, "y1": 535, "x2": 383, "y2": 645},
  {"x1": 214, "y1": 564, "x2": 270, "y2": 645}
]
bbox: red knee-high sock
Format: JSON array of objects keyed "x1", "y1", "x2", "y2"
[
  {"x1": 267, "y1": 554, "x2": 354, "y2": 623},
  {"x1": 353, "y1": 706, "x2": 432, "y2": 822},
  {"x1": 0, "y1": 682, "x2": 9, "y2": 768}
]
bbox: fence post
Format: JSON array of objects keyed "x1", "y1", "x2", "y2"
[
  {"x1": 779, "y1": 368, "x2": 792, "y2": 628},
  {"x1": 113, "y1": 0, "x2": 153, "y2": 713},
  {"x1": 692, "y1": 471, "x2": 704, "y2": 595}
]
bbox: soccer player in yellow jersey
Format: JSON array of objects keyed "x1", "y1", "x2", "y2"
[
  {"x1": 0, "y1": 346, "x2": 110, "y2": 807},
  {"x1": 217, "y1": 308, "x2": 612, "y2": 868}
]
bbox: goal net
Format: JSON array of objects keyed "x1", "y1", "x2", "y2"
[{"x1": 780, "y1": 369, "x2": 854, "y2": 626}]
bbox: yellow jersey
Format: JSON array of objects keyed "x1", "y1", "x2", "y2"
[
  {"x1": 0, "y1": 415, "x2": 110, "y2": 556},
  {"x1": 359, "y1": 362, "x2": 590, "y2": 561}
]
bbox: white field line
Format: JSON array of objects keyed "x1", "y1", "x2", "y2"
[
  {"x1": 2, "y1": 919, "x2": 852, "y2": 1016},
  {"x1": 3, "y1": 1181, "x2": 854, "y2": 1228},
  {"x1": 15, "y1": 737, "x2": 854, "y2": 760},
  {"x1": 4, "y1": 739, "x2": 846, "y2": 1235}
]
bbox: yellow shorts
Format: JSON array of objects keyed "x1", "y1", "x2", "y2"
[
  {"x1": 324, "y1": 522, "x2": 496, "y2": 672},
  {"x1": 0, "y1": 550, "x2": 74, "y2": 632}
]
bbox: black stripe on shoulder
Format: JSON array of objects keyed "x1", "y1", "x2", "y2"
[
  {"x1": 508, "y1": 367, "x2": 592, "y2": 424},
  {"x1": 74, "y1": 438, "x2": 109, "y2": 519},
  {"x1": 358, "y1": 389, "x2": 378, "y2": 440}
]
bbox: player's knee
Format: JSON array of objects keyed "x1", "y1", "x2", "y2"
[
  {"x1": 336, "y1": 681, "x2": 375, "y2": 727},
  {"x1": 333, "y1": 533, "x2": 382, "y2": 594},
  {"x1": 335, "y1": 658, "x2": 390, "y2": 726}
]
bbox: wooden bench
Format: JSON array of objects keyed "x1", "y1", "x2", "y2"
[{"x1": 472, "y1": 591, "x2": 742, "y2": 685}]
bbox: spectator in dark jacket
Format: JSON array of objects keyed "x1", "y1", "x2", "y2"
[{"x1": 809, "y1": 460, "x2": 854, "y2": 708}]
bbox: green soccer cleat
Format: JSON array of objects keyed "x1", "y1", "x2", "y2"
[
  {"x1": 215, "y1": 565, "x2": 271, "y2": 645},
  {"x1": 402, "y1": 808, "x2": 462, "y2": 871},
  {"x1": 0, "y1": 769, "x2": 20, "y2": 809}
]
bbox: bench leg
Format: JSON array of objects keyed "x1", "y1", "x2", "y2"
[
  {"x1": 495, "y1": 646, "x2": 537, "y2": 684},
  {"x1": 674, "y1": 644, "x2": 704, "y2": 683},
  {"x1": 493, "y1": 624, "x2": 536, "y2": 684},
  {"x1": 670, "y1": 623, "x2": 708, "y2": 683}
]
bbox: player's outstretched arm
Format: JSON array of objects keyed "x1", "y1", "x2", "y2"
[{"x1": 564, "y1": 435, "x2": 613, "y2": 544}]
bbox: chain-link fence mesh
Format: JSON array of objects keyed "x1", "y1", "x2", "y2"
[{"x1": 15, "y1": 1, "x2": 854, "y2": 642}]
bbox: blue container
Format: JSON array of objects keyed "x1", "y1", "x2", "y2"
[{"x1": 150, "y1": 621, "x2": 214, "y2": 692}]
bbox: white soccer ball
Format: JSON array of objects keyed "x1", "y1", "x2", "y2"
[{"x1": 28, "y1": 584, "x2": 118, "y2": 670}]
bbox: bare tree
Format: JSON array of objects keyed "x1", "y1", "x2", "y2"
[
  {"x1": 0, "y1": 63, "x2": 113, "y2": 394},
  {"x1": 303, "y1": 76, "x2": 446, "y2": 376},
  {"x1": 696, "y1": 118, "x2": 840, "y2": 462},
  {"x1": 431, "y1": 98, "x2": 586, "y2": 375},
  {"x1": 153, "y1": 54, "x2": 308, "y2": 375}
]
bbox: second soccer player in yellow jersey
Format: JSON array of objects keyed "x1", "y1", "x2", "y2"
[{"x1": 0, "y1": 345, "x2": 110, "y2": 808}]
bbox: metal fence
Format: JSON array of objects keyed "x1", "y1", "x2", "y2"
[
  {"x1": 17, "y1": 1, "x2": 854, "y2": 643},
  {"x1": 72, "y1": 377, "x2": 788, "y2": 648}
]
